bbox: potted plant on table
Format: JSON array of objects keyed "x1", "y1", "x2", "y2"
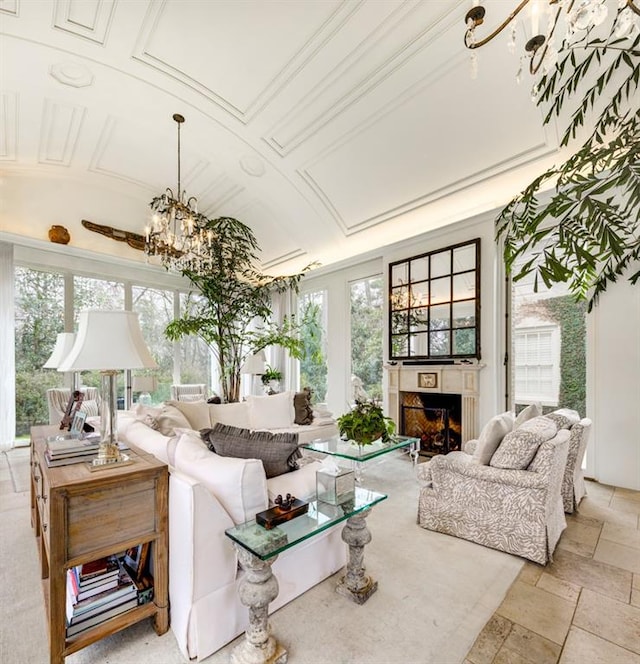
[
  {"x1": 337, "y1": 400, "x2": 396, "y2": 447},
  {"x1": 260, "y1": 365, "x2": 283, "y2": 394}
]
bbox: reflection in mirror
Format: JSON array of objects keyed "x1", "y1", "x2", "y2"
[
  {"x1": 453, "y1": 245, "x2": 476, "y2": 272},
  {"x1": 390, "y1": 286, "x2": 409, "y2": 310},
  {"x1": 454, "y1": 328, "x2": 475, "y2": 355},
  {"x1": 410, "y1": 257, "x2": 429, "y2": 282},
  {"x1": 453, "y1": 273, "x2": 475, "y2": 301},
  {"x1": 430, "y1": 331, "x2": 449, "y2": 356},
  {"x1": 429, "y1": 304, "x2": 450, "y2": 330},
  {"x1": 411, "y1": 282, "x2": 429, "y2": 307},
  {"x1": 391, "y1": 335, "x2": 408, "y2": 356},
  {"x1": 391, "y1": 263, "x2": 408, "y2": 287},
  {"x1": 453, "y1": 301, "x2": 475, "y2": 327},
  {"x1": 409, "y1": 332, "x2": 428, "y2": 356},
  {"x1": 409, "y1": 307, "x2": 429, "y2": 332},
  {"x1": 391, "y1": 311, "x2": 408, "y2": 334},
  {"x1": 430, "y1": 277, "x2": 450, "y2": 305},
  {"x1": 431, "y1": 251, "x2": 450, "y2": 278}
]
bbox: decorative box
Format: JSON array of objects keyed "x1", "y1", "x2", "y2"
[{"x1": 316, "y1": 467, "x2": 355, "y2": 505}]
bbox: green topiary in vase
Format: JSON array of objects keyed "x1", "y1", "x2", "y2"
[{"x1": 337, "y1": 400, "x2": 396, "y2": 446}]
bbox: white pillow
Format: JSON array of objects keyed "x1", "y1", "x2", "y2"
[
  {"x1": 247, "y1": 391, "x2": 295, "y2": 430},
  {"x1": 513, "y1": 402, "x2": 542, "y2": 429},
  {"x1": 472, "y1": 411, "x2": 515, "y2": 465},
  {"x1": 165, "y1": 399, "x2": 210, "y2": 430},
  {"x1": 209, "y1": 401, "x2": 250, "y2": 428}
]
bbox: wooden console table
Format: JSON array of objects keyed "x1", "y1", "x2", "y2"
[{"x1": 30, "y1": 425, "x2": 169, "y2": 664}]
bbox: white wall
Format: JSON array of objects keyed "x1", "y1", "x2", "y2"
[{"x1": 587, "y1": 278, "x2": 640, "y2": 490}]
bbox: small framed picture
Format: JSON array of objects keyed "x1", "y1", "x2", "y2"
[
  {"x1": 418, "y1": 372, "x2": 438, "y2": 389},
  {"x1": 69, "y1": 409, "x2": 87, "y2": 436},
  {"x1": 124, "y1": 543, "x2": 150, "y2": 581}
]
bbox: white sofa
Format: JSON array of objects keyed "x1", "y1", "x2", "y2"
[{"x1": 117, "y1": 392, "x2": 345, "y2": 661}]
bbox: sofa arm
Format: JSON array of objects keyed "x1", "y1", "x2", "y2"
[
  {"x1": 169, "y1": 470, "x2": 237, "y2": 660},
  {"x1": 429, "y1": 454, "x2": 546, "y2": 490},
  {"x1": 464, "y1": 439, "x2": 479, "y2": 455}
]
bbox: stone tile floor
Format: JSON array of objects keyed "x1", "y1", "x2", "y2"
[{"x1": 465, "y1": 480, "x2": 640, "y2": 664}]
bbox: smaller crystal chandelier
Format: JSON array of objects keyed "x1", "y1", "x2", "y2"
[
  {"x1": 145, "y1": 113, "x2": 215, "y2": 274},
  {"x1": 464, "y1": 0, "x2": 640, "y2": 79}
]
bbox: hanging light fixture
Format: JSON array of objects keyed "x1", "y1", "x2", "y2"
[
  {"x1": 464, "y1": 1, "x2": 640, "y2": 79},
  {"x1": 145, "y1": 113, "x2": 216, "y2": 274}
]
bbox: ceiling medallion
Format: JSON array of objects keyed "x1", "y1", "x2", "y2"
[{"x1": 49, "y1": 62, "x2": 94, "y2": 88}]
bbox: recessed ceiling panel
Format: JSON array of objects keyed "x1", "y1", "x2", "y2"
[
  {"x1": 0, "y1": 92, "x2": 18, "y2": 161},
  {"x1": 38, "y1": 99, "x2": 84, "y2": 165},
  {"x1": 133, "y1": 0, "x2": 343, "y2": 121},
  {"x1": 53, "y1": 0, "x2": 116, "y2": 44},
  {"x1": 301, "y1": 48, "x2": 554, "y2": 234}
]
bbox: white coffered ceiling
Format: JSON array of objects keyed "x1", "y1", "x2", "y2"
[{"x1": 0, "y1": 0, "x2": 561, "y2": 274}]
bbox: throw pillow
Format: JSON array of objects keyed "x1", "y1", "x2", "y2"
[
  {"x1": 490, "y1": 415, "x2": 558, "y2": 469},
  {"x1": 134, "y1": 404, "x2": 162, "y2": 431},
  {"x1": 79, "y1": 399, "x2": 100, "y2": 417},
  {"x1": 293, "y1": 388, "x2": 314, "y2": 425},
  {"x1": 209, "y1": 401, "x2": 250, "y2": 429},
  {"x1": 472, "y1": 411, "x2": 514, "y2": 465},
  {"x1": 247, "y1": 391, "x2": 295, "y2": 430},
  {"x1": 513, "y1": 402, "x2": 542, "y2": 429},
  {"x1": 166, "y1": 399, "x2": 211, "y2": 430},
  {"x1": 546, "y1": 408, "x2": 580, "y2": 429},
  {"x1": 201, "y1": 423, "x2": 301, "y2": 479},
  {"x1": 156, "y1": 404, "x2": 192, "y2": 437}
]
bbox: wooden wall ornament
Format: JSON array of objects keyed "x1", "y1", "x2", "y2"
[{"x1": 81, "y1": 219, "x2": 146, "y2": 251}]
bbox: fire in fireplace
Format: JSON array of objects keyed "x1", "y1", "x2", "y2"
[{"x1": 400, "y1": 392, "x2": 462, "y2": 456}]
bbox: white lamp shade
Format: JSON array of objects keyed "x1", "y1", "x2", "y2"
[
  {"x1": 58, "y1": 310, "x2": 158, "y2": 371},
  {"x1": 43, "y1": 332, "x2": 76, "y2": 369},
  {"x1": 132, "y1": 375, "x2": 158, "y2": 393},
  {"x1": 241, "y1": 350, "x2": 266, "y2": 375}
]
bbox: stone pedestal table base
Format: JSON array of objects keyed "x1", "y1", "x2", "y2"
[
  {"x1": 336, "y1": 507, "x2": 378, "y2": 604},
  {"x1": 231, "y1": 546, "x2": 288, "y2": 664}
]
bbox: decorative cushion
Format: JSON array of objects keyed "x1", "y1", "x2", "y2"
[
  {"x1": 208, "y1": 401, "x2": 250, "y2": 429},
  {"x1": 178, "y1": 394, "x2": 206, "y2": 402},
  {"x1": 472, "y1": 411, "x2": 515, "y2": 465},
  {"x1": 79, "y1": 399, "x2": 100, "y2": 417},
  {"x1": 490, "y1": 415, "x2": 558, "y2": 470},
  {"x1": 293, "y1": 388, "x2": 314, "y2": 425},
  {"x1": 201, "y1": 423, "x2": 301, "y2": 479},
  {"x1": 134, "y1": 403, "x2": 161, "y2": 430},
  {"x1": 156, "y1": 404, "x2": 192, "y2": 436},
  {"x1": 247, "y1": 391, "x2": 295, "y2": 430},
  {"x1": 166, "y1": 399, "x2": 211, "y2": 430},
  {"x1": 546, "y1": 408, "x2": 580, "y2": 429},
  {"x1": 513, "y1": 402, "x2": 542, "y2": 429}
]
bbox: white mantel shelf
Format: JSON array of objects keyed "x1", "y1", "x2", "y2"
[{"x1": 384, "y1": 363, "x2": 486, "y2": 443}]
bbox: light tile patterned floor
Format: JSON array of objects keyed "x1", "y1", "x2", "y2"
[{"x1": 465, "y1": 481, "x2": 640, "y2": 664}]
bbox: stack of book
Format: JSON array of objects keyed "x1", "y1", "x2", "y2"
[
  {"x1": 45, "y1": 434, "x2": 100, "y2": 467},
  {"x1": 66, "y1": 556, "x2": 138, "y2": 638}
]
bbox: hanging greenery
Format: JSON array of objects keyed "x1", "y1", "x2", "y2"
[
  {"x1": 165, "y1": 216, "x2": 312, "y2": 403},
  {"x1": 496, "y1": 6, "x2": 640, "y2": 311}
]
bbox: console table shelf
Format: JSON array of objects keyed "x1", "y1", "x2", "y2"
[{"x1": 30, "y1": 425, "x2": 169, "y2": 664}]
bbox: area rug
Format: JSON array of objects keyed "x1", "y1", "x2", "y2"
[{"x1": 0, "y1": 448, "x2": 522, "y2": 663}]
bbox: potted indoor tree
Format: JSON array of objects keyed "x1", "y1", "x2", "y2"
[{"x1": 337, "y1": 400, "x2": 396, "y2": 447}]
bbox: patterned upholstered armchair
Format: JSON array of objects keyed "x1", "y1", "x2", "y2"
[
  {"x1": 46, "y1": 387, "x2": 101, "y2": 425},
  {"x1": 417, "y1": 418, "x2": 570, "y2": 565},
  {"x1": 561, "y1": 417, "x2": 592, "y2": 513},
  {"x1": 170, "y1": 384, "x2": 207, "y2": 402}
]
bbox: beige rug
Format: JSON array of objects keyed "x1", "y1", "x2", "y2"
[{"x1": 0, "y1": 448, "x2": 522, "y2": 664}]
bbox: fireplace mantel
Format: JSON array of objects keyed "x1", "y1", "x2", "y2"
[{"x1": 384, "y1": 363, "x2": 485, "y2": 444}]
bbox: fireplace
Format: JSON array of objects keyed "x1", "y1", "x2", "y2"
[
  {"x1": 401, "y1": 392, "x2": 462, "y2": 456},
  {"x1": 385, "y1": 363, "x2": 483, "y2": 449}
]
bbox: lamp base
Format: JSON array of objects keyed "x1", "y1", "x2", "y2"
[{"x1": 88, "y1": 452, "x2": 134, "y2": 472}]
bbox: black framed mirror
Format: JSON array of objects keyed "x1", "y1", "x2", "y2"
[{"x1": 389, "y1": 238, "x2": 481, "y2": 361}]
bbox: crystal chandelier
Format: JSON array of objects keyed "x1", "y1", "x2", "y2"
[
  {"x1": 464, "y1": 0, "x2": 640, "y2": 80},
  {"x1": 145, "y1": 113, "x2": 215, "y2": 274}
]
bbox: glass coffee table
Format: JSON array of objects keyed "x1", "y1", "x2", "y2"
[
  {"x1": 225, "y1": 486, "x2": 387, "y2": 664},
  {"x1": 302, "y1": 434, "x2": 420, "y2": 481}
]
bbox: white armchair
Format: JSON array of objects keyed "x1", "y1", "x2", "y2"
[
  {"x1": 46, "y1": 387, "x2": 100, "y2": 425},
  {"x1": 170, "y1": 384, "x2": 207, "y2": 402}
]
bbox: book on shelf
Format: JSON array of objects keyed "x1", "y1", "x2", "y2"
[
  {"x1": 66, "y1": 597, "x2": 138, "y2": 637},
  {"x1": 77, "y1": 557, "x2": 119, "y2": 587},
  {"x1": 67, "y1": 568, "x2": 118, "y2": 601}
]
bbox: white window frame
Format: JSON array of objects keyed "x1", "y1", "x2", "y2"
[{"x1": 513, "y1": 323, "x2": 561, "y2": 407}]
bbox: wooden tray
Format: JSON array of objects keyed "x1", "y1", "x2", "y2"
[{"x1": 256, "y1": 499, "x2": 309, "y2": 530}]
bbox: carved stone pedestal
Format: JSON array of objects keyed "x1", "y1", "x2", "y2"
[
  {"x1": 336, "y1": 508, "x2": 377, "y2": 604},
  {"x1": 231, "y1": 546, "x2": 288, "y2": 664}
]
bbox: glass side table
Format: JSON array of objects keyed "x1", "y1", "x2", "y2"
[{"x1": 225, "y1": 487, "x2": 387, "y2": 664}]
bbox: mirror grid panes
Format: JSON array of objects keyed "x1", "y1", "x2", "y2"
[{"x1": 388, "y1": 238, "x2": 480, "y2": 360}]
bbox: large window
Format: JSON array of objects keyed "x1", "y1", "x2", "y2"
[
  {"x1": 389, "y1": 239, "x2": 480, "y2": 360},
  {"x1": 514, "y1": 326, "x2": 560, "y2": 406},
  {"x1": 299, "y1": 290, "x2": 327, "y2": 402},
  {"x1": 14, "y1": 268, "x2": 65, "y2": 435},
  {"x1": 179, "y1": 292, "x2": 212, "y2": 388},
  {"x1": 350, "y1": 275, "x2": 383, "y2": 401}
]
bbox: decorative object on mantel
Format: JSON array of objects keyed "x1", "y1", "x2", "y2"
[
  {"x1": 464, "y1": 0, "x2": 640, "y2": 79},
  {"x1": 337, "y1": 400, "x2": 396, "y2": 447},
  {"x1": 48, "y1": 225, "x2": 70, "y2": 244},
  {"x1": 255, "y1": 494, "x2": 309, "y2": 529},
  {"x1": 144, "y1": 113, "x2": 215, "y2": 275}
]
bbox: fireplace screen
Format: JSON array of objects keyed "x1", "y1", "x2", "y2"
[{"x1": 400, "y1": 392, "x2": 462, "y2": 456}]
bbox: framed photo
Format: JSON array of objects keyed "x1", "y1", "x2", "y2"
[
  {"x1": 124, "y1": 543, "x2": 150, "y2": 581},
  {"x1": 418, "y1": 372, "x2": 438, "y2": 389},
  {"x1": 69, "y1": 409, "x2": 87, "y2": 436}
]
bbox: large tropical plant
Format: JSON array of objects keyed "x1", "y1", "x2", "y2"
[
  {"x1": 496, "y1": 3, "x2": 640, "y2": 311},
  {"x1": 165, "y1": 216, "x2": 311, "y2": 402}
]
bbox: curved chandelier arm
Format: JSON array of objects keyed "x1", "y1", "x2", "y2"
[
  {"x1": 464, "y1": 0, "x2": 534, "y2": 49},
  {"x1": 627, "y1": 0, "x2": 640, "y2": 16},
  {"x1": 528, "y1": 2, "x2": 563, "y2": 75}
]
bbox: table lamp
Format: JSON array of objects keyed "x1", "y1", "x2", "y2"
[
  {"x1": 132, "y1": 375, "x2": 157, "y2": 405},
  {"x1": 241, "y1": 350, "x2": 266, "y2": 396},
  {"x1": 59, "y1": 310, "x2": 158, "y2": 469},
  {"x1": 43, "y1": 332, "x2": 79, "y2": 390}
]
